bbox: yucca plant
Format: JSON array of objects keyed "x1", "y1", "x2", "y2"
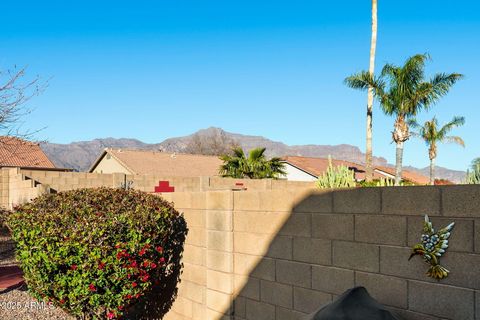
[{"x1": 316, "y1": 157, "x2": 356, "y2": 189}]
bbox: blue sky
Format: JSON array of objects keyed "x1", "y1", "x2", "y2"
[{"x1": 1, "y1": 1, "x2": 478, "y2": 171}]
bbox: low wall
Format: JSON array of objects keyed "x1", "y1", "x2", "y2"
[
  {"x1": 0, "y1": 169, "x2": 314, "y2": 208},
  {"x1": 161, "y1": 185, "x2": 480, "y2": 320}
]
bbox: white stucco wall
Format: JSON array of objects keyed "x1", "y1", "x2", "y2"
[
  {"x1": 281, "y1": 163, "x2": 317, "y2": 181},
  {"x1": 91, "y1": 154, "x2": 131, "y2": 174}
]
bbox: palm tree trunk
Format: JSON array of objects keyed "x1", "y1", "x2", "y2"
[
  {"x1": 429, "y1": 157, "x2": 435, "y2": 185},
  {"x1": 365, "y1": 0, "x2": 377, "y2": 182},
  {"x1": 395, "y1": 141, "x2": 403, "y2": 186}
]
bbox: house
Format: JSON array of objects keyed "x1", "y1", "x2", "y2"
[
  {"x1": 281, "y1": 156, "x2": 429, "y2": 185},
  {"x1": 0, "y1": 136, "x2": 66, "y2": 171},
  {"x1": 373, "y1": 166, "x2": 430, "y2": 185},
  {"x1": 89, "y1": 148, "x2": 224, "y2": 177}
]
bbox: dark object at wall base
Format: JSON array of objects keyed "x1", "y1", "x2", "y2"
[{"x1": 305, "y1": 287, "x2": 401, "y2": 320}]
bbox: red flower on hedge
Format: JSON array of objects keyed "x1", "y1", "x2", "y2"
[
  {"x1": 150, "y1": 262, "x2": 157, "y2": 269},
  {"x1": 130, "y1": 261, "x2": 137, "y2": 268},
  {"x1": 132, "y1": 282, "x2": 137, "y2": 288},
  {"x1": 59, "y1": 298, "x2": 65, "y2": 304},
  {"x1": 118, "y1": 305, "x2": 124, "y2": 310},
  {"x1": 107, "y1": 311, "x2": 115, "y2": 319},
  {"x1": 98, "y1": 262, "x2": 106, "y2": 270},
  {"x1": 138, "y1": 248, "x2": 146, "y2": 256},
  {"x1": 88, "y1": 284, "x2": 96, "y2": 292},
  {"x1": 159, "y1": 257, "x2": 165, "y2": 264},
  {"x1": 141, "y1": 274, "x2": 150, "y2": 282},
  {"x1": 70, "y1": 264, "x2": 78, "y2": 270},
  {"x1": 125, "y1": 294, "x2": 133, "y2": 300},
  {"x1": 156, "y1": 246, "x2": 163, "y2": 253},
  {"x1": 116, "y1": 250, "x2": 129, "y2": 260}
]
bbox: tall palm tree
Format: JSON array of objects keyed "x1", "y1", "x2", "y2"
[
  {"x1": 219, "y1": 147, "x2": 286, "y2": 179},
  {"x1": 345, "y1": 54, "x2": 463, "y2": 185},
  {"x1": 409, "y1": 116, "x2": 465, "y2": 185},
  {"x1": 364, "y1": 0, "x2": 378, "y2": 182}
]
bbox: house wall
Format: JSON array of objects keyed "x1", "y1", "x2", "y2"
[
  {"x1": 90, "y1": 154, "x2": 131, "y2": 174},
  {"x1": 161, "y1": 185, "x2": 480, "y2": 320},
  {"x1": 281, "y1": 163, "x2": 317, "y2": 182}
]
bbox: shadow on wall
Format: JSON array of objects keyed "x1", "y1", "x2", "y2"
[{"x1": 229, "y1": 186, "x2": 480, "y2": 320}]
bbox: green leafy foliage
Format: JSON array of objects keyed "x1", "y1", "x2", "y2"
[
  {"x1": 219, "y1": 147, "x2": 286, "y2": 179},
  {"x1": 466, "y1": 161, "x2": 480, "y2": 184},
  {"x1": 7, "y1": 187, "x2": 188, "y2": 319},
  {"x1": 316, "y1": 157, "x2": 356, "y2": 189},
  {"x1": 358, "y1": 177, "x2": 404, "y2": 187}
]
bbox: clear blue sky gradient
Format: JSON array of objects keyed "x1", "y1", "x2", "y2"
[{"x1": 1, "y1": 1, "x2": 478, "y2": 170}]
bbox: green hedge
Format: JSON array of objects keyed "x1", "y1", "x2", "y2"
[{"x1": 7, "y1": 187, "x2": 188, "y2": 319}]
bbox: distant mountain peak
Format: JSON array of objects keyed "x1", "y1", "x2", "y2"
[{"x1": 39, "y1": 127, "x2": 465, "y2": 182}]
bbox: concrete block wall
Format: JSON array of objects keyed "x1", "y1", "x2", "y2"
[
  {"x1": 1, "y1": 168, "x2": 51, "y2": 209},
  {"x1": 161, "y1": 186, "x2": 480, "y2": 320},
  {"x1": 17, "y1": 170, "x2": 314, "y2": 195}
]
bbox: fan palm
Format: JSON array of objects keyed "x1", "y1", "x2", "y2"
[
  {"x1": 345, "y1": 54, "x2": 463, "y2": 185},
  {"x1": 219, "y1": 147, "x2": 286, "y2": 179},
  {"x1": 409, "y1": 116, "x2": 465, "y2": 185}
]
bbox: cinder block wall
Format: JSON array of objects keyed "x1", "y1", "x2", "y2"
[
  {"x1": 17, "y1": 170, "x2": 314, "y2": 194},
  {"x1": 162, "y1": 186, "x2": 480, "y2": 320}
]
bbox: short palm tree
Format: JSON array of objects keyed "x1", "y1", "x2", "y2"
[
  {"x1": 345, "y1": 54, "x2": 463, "y2": 185},
  {"x1": 219, "y1": 147, "x2": 286, "y2": 179},
  {"x1": 409, "y1": 116, "x2": 465, "y2": 185}
]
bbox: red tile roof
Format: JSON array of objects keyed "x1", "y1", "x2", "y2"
[
  {"x1": 374, "y1": 166, "x2": 430, "y2": 185},
  {"x1": 282, "y1": 156, "x2": 429, "y2": 185},
  {"x1": 0, "y1": 136, "x2": 56, "y2": 169}
]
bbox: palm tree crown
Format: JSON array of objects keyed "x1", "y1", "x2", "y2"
[
  {"x1": 409, "y1": 116, "x2": 465, "y2": 184},
  {"x1": 345, "y1": 54, "x2": 463, "y2": 185},
  {"x1": 219, "y1": 147, "x2": 286, "y2": 179}
]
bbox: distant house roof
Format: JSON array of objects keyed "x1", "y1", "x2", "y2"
[
  {"x1": 374, "y1": 166, "x2": 430, "y2": 185},
  {"x1": 0, "y1": 136, "x2": 56, "y2": 169},
  {"x1": 89, "y1": 148, "x2": 224, "y2": 177},
  {"x1": 282, "y1": 156, "x2": 429, "y2": 185}
]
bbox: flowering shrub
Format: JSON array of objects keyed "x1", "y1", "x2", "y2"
[{"x1": 7, "y1": 187, "x2": 187, "y2": 319}]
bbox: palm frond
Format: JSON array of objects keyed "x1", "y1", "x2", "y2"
[
  {"x1": 442, "y1": 136, "x2": 465, "y2": 147},
  {"x1": 436, "y1": 116, "x2": 465, "y2": 138}
]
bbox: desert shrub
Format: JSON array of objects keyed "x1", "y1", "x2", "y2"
[
  {"x1": 316, "y1": 157, "x2": 356, "y2": 189},
  {"x1": 7, "y1": 187, "x2": 188, "y2": 319}
]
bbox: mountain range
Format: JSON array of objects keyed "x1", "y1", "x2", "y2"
[{"x1": 40, "y1": 127, "x2": 466, "y2": 183}]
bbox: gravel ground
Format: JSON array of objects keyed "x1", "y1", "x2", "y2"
[{"x1": 0, "y1": 285, "x2": 74, "y2": 320}]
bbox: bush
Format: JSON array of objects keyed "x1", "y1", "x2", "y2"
[
  {"x1": 7, "y1": 187, "x2": 188, "y2": 319},
  {"x1": 316, "y1": 157, "x2": 356, "y2": 189},
  {"x1": 357, "y1": 177, "x2": 404, "y2": 187}
]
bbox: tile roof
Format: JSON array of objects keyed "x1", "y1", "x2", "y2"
[
  {"x1": 374, "y1": 166, "x2": 430, "y2": 185},
  {"x1": 282, "y1": 156, "x2": 429, "y2": 184},
  {"x1": 282, "y1": 156, "x2": 382, "y2": 181},
  {"x1": 0, "y1": 136, "x2": 56, "y2": 169},
  {"x1": 95, "y1": 149, "x2": 224, "y2": 177}
]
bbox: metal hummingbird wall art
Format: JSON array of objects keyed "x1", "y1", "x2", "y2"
[{"x1": 408, "y1": 215, "x2": 455, "y2": 280}]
